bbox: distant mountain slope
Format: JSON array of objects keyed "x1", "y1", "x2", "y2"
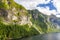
[{"x1": 49, "y1": 14, "x2": 60, "y2": 28}]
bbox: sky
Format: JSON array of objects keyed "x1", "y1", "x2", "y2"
[{"x1": 14, "y1": 0, "x2": 60, "y2": 17}]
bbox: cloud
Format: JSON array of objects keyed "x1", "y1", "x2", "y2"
[
  {"x1": 14, "y1": 0, "x2": 51, "y2": 9},
  {"x1": 14, "y1": 0, "x2": 60, "y2": 17},
  {"x1": 53, "y1": 0, "x2": 60, "y2": 13},
  {"x1": 36, "y1": 7, "x2": 57, "y2": 15}
]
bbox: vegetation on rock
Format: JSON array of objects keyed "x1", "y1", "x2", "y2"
[{"x1": 0, "y1": 0, "x2": 60, "y2": 40}]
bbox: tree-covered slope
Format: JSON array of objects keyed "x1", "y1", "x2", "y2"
[{"x1": 0, "y1": 0, "x2": 39, "y2": 40}]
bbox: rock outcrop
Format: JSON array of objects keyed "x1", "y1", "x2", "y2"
[{"x1": 0, "y1": 0, "x2": 31, "y2": 25}]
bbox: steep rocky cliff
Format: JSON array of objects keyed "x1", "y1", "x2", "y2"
[
  {"x1": 0, "y1": 0, "x2": 52, "y2": 31},
  {"x1": 0, "y1": 0, "x2": 31, "y2": 25},
  {"x1": 0, "y1": 0, "x2": 57, "y2": 32}
]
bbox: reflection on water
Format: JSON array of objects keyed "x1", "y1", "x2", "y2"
[{"x1": 21, "y1": 33, "x2": 60, "y2": 40}]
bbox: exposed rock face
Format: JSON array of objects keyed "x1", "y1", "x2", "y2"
[
  {"x1": 0, "y1": 8, "x2": 8, "y2": 17},
  {"x1": 28, "y1": 9, "x2": 39, "y2": 20},
  {"x1": 0, "y1": 8, "x2": 8, "y2": 20},
  {"x1": 0, "y1": 0, "x2": 32, "y2": 25}
]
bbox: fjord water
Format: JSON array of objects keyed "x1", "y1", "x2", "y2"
[{"x1": 21, "y1": 33, "x2": 60, "y2": 40}]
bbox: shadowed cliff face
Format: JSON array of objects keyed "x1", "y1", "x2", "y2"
[
  {"x1": 0, "y1": 8, "x2": 8, "y2": 17},
  {"x1": 28, "y1": 9, "x2": 48, "y2": 32},
  {"x1": 0, "y1": 8, "x2": 8, "y2": 21}
]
